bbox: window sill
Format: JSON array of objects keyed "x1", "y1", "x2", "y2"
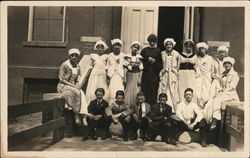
[{"x1": 23, "y1": 41, "x2": 67, "y2": 48}]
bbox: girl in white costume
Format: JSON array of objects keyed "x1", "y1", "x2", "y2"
[{"x1": 86, "y1": 40, "x2": 109, "y2": 104}]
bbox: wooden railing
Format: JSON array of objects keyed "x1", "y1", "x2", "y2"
[{"x1": 8, "y1": 99, "x2": 65, "y2": 148}]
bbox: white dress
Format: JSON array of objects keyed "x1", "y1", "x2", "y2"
[
  {"x1": 178, "y1": 52, "x2": 197, "y2": 102},
  {"x1": 85, "y1": 54, "x2": 109, "y2": 104},
  {"x1": 158, "y1": 50, "x2": 179, "y2": 111},
  {"x1": 107, "y1": 52, "x2": 125, "y2": 103},
  {"x1": 203, "y1": 68, "x2": 239, "y2": 122},
  {"x1": 195, "y1": 54, "x2": 214, "y2": 106}
]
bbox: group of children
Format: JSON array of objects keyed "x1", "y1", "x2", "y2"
[{"x1": 57, "y1": 34, "x2": 240, "y2": 148}]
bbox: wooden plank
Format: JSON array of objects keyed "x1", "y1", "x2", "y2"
[
  {"x1": 8, "y1": 117, "x2": 65, "y2": 147},
  {"x1": 226, "y1": 125, "x2": 244, "y2": 142},
  {"x1": 226, "y1": 105, "x2": 244, "y2": 120},
  {"x1": 52, "y1": 105, "x2": 65, "y2": 144},
  {"x1": 8, "y1": 99, "x2": 65, "y2": 119}
]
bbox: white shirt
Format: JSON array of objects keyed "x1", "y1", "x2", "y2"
[
  {"x1": 176, "y1": 101, "x2": 203, "y2": 125},
  {"x1": 141, "y1": 103, "x2": 146, "y2": 117}
]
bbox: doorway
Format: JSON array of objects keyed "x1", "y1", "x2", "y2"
[{"x1": 157, "y1": 7, "x2": 184, "y2": 52}]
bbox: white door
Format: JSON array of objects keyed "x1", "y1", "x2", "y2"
[{"x1": 121, "y1": 7, "x2": 159, "y2": 54}]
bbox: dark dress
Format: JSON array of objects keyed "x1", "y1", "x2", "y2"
[
  {"x1": 148, "y1": 103, "x2": 175, "y2": 140},
  {"x1": 85, "y1": 99, "x2": 110, "y2": 138},
  {"x1": 140, "y1": 47, "x2": 163, "y2": 105}
]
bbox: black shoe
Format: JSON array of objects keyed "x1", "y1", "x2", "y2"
[
  {"x1": 90, "y1": 135, "x2": 98, "y2": 140},
  {"x1": 130, "y1": 135, "x2": 138, "y2": 140},
  {"x1": 166, "y1": 137, "x2": 171, "y2": 144},
  {"x1": 146, "y1": 137, "x2": 154, "y2": 141},
  {"x1": 170, "y1": 138, "x2": 177, "y2": 145},
  {"x1": 123, "y1": 137, "x2": 129, "y2": 141},
  {"x1": 101, "y1": 135, "x2": 110, "y2": 140}
]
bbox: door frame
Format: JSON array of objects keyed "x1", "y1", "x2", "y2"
[{"x1": 121, "y1": 6, "x2": 194, "y2": 52}]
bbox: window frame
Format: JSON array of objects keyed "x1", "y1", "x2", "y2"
[{"x1": 23, "y1": 6, "x2": 67, "y2": 47}]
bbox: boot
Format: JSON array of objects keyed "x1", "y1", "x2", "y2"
[{"x1": 200, "y1": 127, "x2": 207, "y2": 147}]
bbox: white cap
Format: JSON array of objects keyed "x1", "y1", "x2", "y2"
[
  {"x1": 223, "y1": 56, "x2": 235, "y2": 65},
  {"x1": 196, "y1": 42, "x2": 209, "y2": 51},
  {"x1": 217, "y1": 45, "x2": 229, "y2": 53},
  {"x1": 94, "y1": 40, "x2": 108, "y2": 51},
  {"x1": 111, "y1": 39, "x2": 123, "y2": 46},
  {"x1": 163, "y1": 38, "x2": 176, "y2": 47},
  {"x1": 68, "y1": 48, "x2": 80, "y2": 56},
  {"x1": 131, "y1": 41, "x2": 141, "y2": 48}
]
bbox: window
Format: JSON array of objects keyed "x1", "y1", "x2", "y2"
[{"x1": 24, "y1": 6, "x2": 66, "y2": 47}]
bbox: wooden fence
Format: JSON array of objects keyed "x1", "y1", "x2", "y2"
[{"x1": 8, "y1": 99, "x2": 65, "y2": 148}]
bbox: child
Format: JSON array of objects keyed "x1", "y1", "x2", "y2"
[
  {"x1": 158, "y1": 38, "x2": 180, "y2": 112},
  {"x1": 140, "y1": 34, "x2": 163, "y2": 105},
  {"x1": 105, "y1": 90, "x2": 132, "y2": 141},
  {"x1": 124, "y1": 41, "x2": 143, "y2": 106},
  {"x1": 147, "y1": 93, "x2": 176, "y2": 145},
  {"x1": 86, "y1": 40, "x2": 109, "y2": 104},
  {"x1": 130, "y1": 92, "x2": 151, "y2": 141},
  {"x1": 83, "y1": 88, "x2": 110, "y2": 140},
  {"x1": 107, "y1": 39, "x2": 126, "y2": 103}
]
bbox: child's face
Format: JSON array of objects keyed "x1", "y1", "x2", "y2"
[
  {"x1": 113, "y1": 43, "x2": 121, "y2": 53},
  {"x1": 223, "y1": 62, "x2": 232, "y2": 71},
  {"x1": 158, "y1": 97, "x2": 167, "y2": 105},
  {"x1": 96, "y1": 91, "x2": 104, "y2": 100},
  {"x1": 131, "y1": 44, "x2": 139, "y2": 54},
  {"x1": 198, "y1": 47, "x2": 206, "y2": 57},
  {"x1": 149, "y1": 41, "x2": 156, "y2": 47},
  {"x1": 116, "y1": 95, "x2": 124, "y2": 104},
  {"x1": 184, "y1": 91, "x2": 193, "y2": 102},
  {"x1": 185, "y1": 44, "x2": 193, "y2": 53},
  {"x1": 165, "y1": 42, "x2": 173, "y2": 52},
  {"x1": 96, "y1": 44, "x2": 105, "y2": 55},
  {"x1": 137, "y1": 95, "x2": 145, "y2": 104}
]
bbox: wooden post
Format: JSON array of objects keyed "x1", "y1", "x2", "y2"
[{"x1": 52, "y1": 104, "x2": 65, "y2": 144}]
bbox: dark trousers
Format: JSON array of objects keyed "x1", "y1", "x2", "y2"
[
  {"x1": 148, "y1": 119, "x2": 176, "y2": 140},
  {"x1": 130, "y1": 116, "x2": 149, "y2": 138},
  {"x1": 84, "y1": 116, "x2": 110, "y2": 138},
  {"x1": 173, "y1": 118, "x2": 209, "y2": 143}
]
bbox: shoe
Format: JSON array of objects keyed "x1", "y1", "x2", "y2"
[
  {"x1": 130, "y1": 135, "x2": 138, "y2": 140},
  {"x1": 166, "y1": 137, "x2": 171, "y2": 144},
  {"x1": 170, "y1": 138, "x2": 177, "y2": 145},
  {"x1": 146, "y1": 137, "x2": 154, "y2": 141},
  {"x1": 101, "y1": 135, "x2": 110, "y2": 140},
  {"x1": 201, "y1": 140, "x2": 207, "y2": 147},
  {"x1": 123, "y1": 137, "x2": 129, "y2": 141},
  {"x1": 90, "y1": 135, "x2": 98, "y2": 140}
]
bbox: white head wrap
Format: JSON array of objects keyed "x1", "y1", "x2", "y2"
[
  {"x1": 184, "y1": 39, "x2": 194, "y2": 45},
  {"x1": 217, "y1": 45, "x2": 229, "y2": 53},
  {"x1": 163, "y1": 38, "x2": 176, "y2": 47},
  {"x1": 111, "y1": 39, "x2": 123, "y2": 46},
  {"x1": 131, "y1": 41, "x2": 141, "y2": 48},
  {"x1": 196, "y1": 42, "x2": 209, "y2": 51},
  {"x1": 94, "y1": 40, "x2": 108, "y2": 51},
  {"x1": 223, "y1": 56, "x2": 235, "y2": 65},
  {"x1": 68, "y1": 48, "x2": 80, "y2": 56}
]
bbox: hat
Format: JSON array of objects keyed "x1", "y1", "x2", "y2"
[
  {"x1": 196, "y1": 42, "x2": 209, "y2": 51},
  {"x1": 94, "y1": 40, "x2": 108, "y2": 51},
  {"x1": 111, "y1": 39, "x2": 123, "y2": 46},
  {"x1": 164, "y1": 38, "x2": 176, "y2": 47},
  {"x1": 223, "y1": 56, "x2": 235, "y2": 65},
  {"x1": 217, "y1": 45, "x2": 229, "y2": 53},
  {"x1": 68, "y1": 48, "x2": 80, "y2": 56},
  {"x1": 147, "y1": 34, "x2": 158, "y2": 42},
  {"x1": 131, "y1": 41, "x2": 141, "y2": 48},
  {"x1": 184, "y1": 39, "x2": 194, "y2": 46}
]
